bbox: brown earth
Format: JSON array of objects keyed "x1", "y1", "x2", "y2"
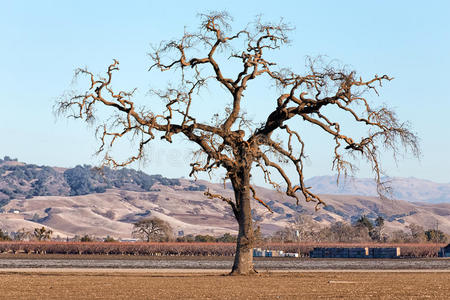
[{"x1": 0, "y1": 270, "x2": 448, "y2": 299}]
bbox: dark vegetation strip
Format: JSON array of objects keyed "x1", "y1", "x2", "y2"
[{"x1": 0, "y1": 242, "x2": 445, "y2": 258}]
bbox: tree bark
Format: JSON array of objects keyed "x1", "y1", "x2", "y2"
[{"x1": 230, "y1": 168, "x2": 256, "y2": 275}]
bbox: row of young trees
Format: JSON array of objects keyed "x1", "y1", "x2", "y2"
[
  {"x1": 272, "y1": 215, "x2": 448, "y2": 244},
  {"x1": 1, "y1": 215, "x2": 447, "y2": 244},
  {"x1": 0, "y1": 218, "x2": 234, "y2": 243},
  {"x1": 0, "y1": 227, "x2": 53, "y2": 241},
  {"x1": 104, "y1": 216, "x2": 450, "y2": 244},
  {"x1": 132, "y1": 217, "x2": 237, "y2": 242}
]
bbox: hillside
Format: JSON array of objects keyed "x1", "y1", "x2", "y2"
[
  {"x1": 0, "y1": 156, "x2": 181, "y2": 206},
  {"x1": 1, "y1": 157, "x2": 449, "y2": 238}
]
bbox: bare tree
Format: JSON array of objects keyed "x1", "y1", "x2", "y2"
[
  {"x1": 56, "y1": 12, "x2": 419, "y2": 274},
  {"x1": 406, "y1": 223, "x2": 426, "y2": 243},
  {"x1": 0, "y1": 229, "x2": 11, "y2": 241},
  {"x1": 373, "y1": 216, "x2": 386, "y2": 242},
  {"x1": 287, "y1": 215, "x2": 317, "y2": 242},
  {"x1": 12, "y1": 228, "x2": 31, "y2": 241},
  {"x1": 33, "y1": 226, "x2": 53, "y2": 241},
  {"x1": 132, "y1": 217, "x2": 173, "y2": 242}
]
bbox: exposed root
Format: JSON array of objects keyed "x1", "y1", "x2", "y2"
[{"x1": 229, "y1": 266, "x2": 259, "y2": 276}]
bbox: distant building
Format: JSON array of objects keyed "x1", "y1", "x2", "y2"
[
  {"x1": 253, "y1": 248, "x2": 299, "y2": 258},
  {"x1": 119, "y1": 238, "x2": 139, "y2": 242},
  {"x1": 438, "y1": 244, "x2": 450, "y2": 258},
  {"x1": 310, "y1": 247, "x2": 400, "y2": 258}
]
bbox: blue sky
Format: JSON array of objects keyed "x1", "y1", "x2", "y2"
[{"x1": 1, "y1": 0, "x2": 449, "y2": 184}]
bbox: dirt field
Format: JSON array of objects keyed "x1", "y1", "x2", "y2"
[{"x1": 0, "y1": 270, "x2": 448, "y2": 299}]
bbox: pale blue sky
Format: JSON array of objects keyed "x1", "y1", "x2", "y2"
[{"x1": 1, "y1": 0, "x2": 449, "y2": 184}]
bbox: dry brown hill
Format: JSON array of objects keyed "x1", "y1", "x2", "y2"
[
  {"x1": 1, "y1": 157, "x2": 449, "y2": 238},
  {"x1": 1, "y1": 177, "x2": 449, "y2": 239}
]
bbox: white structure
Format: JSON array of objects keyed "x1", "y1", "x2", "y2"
[{"x1": 253, "y1": 248, "x2": 298, "y2": 258}]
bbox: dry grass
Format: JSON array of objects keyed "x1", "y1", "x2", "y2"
[{"x1": 0, "y1": 270, "x2": 448, "y2": 299}]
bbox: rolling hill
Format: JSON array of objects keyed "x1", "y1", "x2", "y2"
[{"x1": 0, "y1": 157, "x2": 449, "y2": 238}]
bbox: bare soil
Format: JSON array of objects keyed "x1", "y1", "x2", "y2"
[{"x1": 0, "y1": 270, "x2": 448, "y2": 299}]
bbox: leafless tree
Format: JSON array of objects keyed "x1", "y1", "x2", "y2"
[
  {"x1": 33, "y1": 226, "x2": 53, "y2": 241},
  {"x1": 287, "y1": 215, "x2": 317, "y2": 242},
  {"x1": 0, "y1": 229, "x2": 11, "y2": 241},
  {"x1": 56, "y1": 12, "x2": 419, "y2": 274},
  {"x1": 406, "y1": 223, "x2": 426, "y2": 243},
  {"x1": 132, "y1": 217, "x2": 173, "y2": 242},
  {"x1": 12, "y1": 228, "x2": 31, "y2": 241}
]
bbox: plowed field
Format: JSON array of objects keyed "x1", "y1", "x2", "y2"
[{"x1": 0, "y1": 270, "x2": 449, "y2": 299}]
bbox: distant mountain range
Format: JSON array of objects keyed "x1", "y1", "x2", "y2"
[
  {"x1": 305, "y1": 175, "x2": 450, "y2": 204},
  {"x1": 0, "y1": 157, "x2": 449, "y2": 238}
]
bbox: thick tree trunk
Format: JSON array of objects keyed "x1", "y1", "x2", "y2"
[{"x1": 230, "y1": 170, "x2": 256, "y2": 275}]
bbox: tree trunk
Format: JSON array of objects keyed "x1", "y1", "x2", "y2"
[{"x1": 230, "y1": 170, "x2": 256, "y2": 275}]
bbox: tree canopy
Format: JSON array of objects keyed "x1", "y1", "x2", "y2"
[
  {"x1": 56, "y1": 12, "x2": 419, "y2": 274},
  {"x1": 132, "y1": 217, "x2": 173, "y2": 242}
]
